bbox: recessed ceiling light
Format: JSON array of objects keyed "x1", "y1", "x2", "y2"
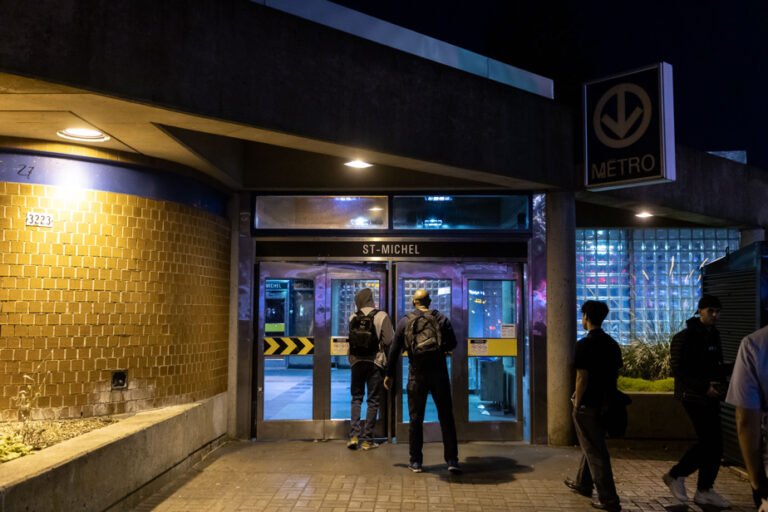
[
  {"x1": 635, "y1": 211, "x2": 653, "y2": 218},
  {"x1": 57, "y1": 128, "x2": 110, "y2": 142},
  {"x1": 344, "y1": 160, "x2": 372, "y2": 168}
]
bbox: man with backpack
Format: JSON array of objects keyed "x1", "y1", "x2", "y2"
[
  {"x1": 383, "y1": 289, "x2": 460, "y2": 473},
  {"x1": 347, "y1": 288, "x2": 393, "y2": 451}
]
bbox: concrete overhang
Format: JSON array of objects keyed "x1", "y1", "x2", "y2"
[
  {"x1": 0, "y1": 1, "x2": 574, "y2": 193},
  {"x1": 0, "y1": 72, "x2": 551, "y2": 192}
]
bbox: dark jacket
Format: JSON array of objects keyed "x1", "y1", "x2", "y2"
[
  {"x1": 670, "y1": 316, "x2": 726, "y2": 401},
  {"x1": 386, "y1": 308, "x2": 457, "y2": 379}
]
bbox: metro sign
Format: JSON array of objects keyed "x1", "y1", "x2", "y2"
[{"x1": 584, "y1": 63, "x2": 675, "y2": 190}]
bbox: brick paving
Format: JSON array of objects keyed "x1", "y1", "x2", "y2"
[{"x1": 133, "y1": 440, "x2": 756, "y2": 511}]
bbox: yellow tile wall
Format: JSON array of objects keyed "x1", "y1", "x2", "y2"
[{"x1": 0, "y1": 182, "x2": 230, "y2": 420}]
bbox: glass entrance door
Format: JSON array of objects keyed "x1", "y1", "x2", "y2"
[
  {"x1": 256, "y1": 262, "x2": 387, "y2": 440},
  {"x1": 393, "y1": 262, "x2": 524, "y2": 443}
]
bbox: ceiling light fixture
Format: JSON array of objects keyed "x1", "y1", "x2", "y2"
[
  {"x1": 635, "y1": 211, "x2": 653, "y2": 218},
  {"x1": 344, "y1": 160, "x2": 372, "y2": 168},
  {"x1": 57, "y1": 128, "x2": 111, "y2": 142}
]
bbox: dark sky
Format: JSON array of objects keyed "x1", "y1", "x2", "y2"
[{"x1": 332, "y1": 1, "x2": 768, "y2": 170}]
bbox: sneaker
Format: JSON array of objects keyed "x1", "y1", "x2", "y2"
[
  {"x1": 346, "y1": 436, "x2": 359, "y2": 450},
  {"x1": 447, "y1": 459, "x2": 463, "y2": 473},
  {"x1": 564, "y1": 477, "x2": 592, "y2": 497},
  {"x1": 693, "y1": 489, "x2": 731, "y2": 508},
  {"x1": 361, "y1": 441, "x2": 379, "y2": 450},
  {"x1": 662, "y1": 472, "x2": 688, "y2": 502},
  {"x1": 408, "y1": 461, "x2": 423, "y2": 473},
  {"x1": 590, "y1": 500, "x2": 621, "y2": 512}
]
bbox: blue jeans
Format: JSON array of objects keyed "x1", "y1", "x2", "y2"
[
  {"x1": 573, "y1": 405, "x2": 620, "y2": 506},
  {"x1": 350, "y1": 361, "x2": 382, "y2": 442}
]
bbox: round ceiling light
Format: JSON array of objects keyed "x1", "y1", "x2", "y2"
[
  {"x1": 344, "y1": 160, "x2": 373, "y2": 168},
  {"x1": 635, "y1": 211, "x2": 654, "y2": 218},
  {"x1": 57, "y1": 128, "x2": 111, "y2": 142}
]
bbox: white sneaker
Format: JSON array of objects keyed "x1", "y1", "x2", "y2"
[
  {"x1": 662, "y1": 472, "x2": 688, "y2": 502},
  {"x1": 693, "y1": 489, "x2": 731, "y2": 508}
]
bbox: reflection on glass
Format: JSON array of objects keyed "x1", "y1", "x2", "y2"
[
  {"x1": 393, "y1": 195, "x2": 529, "y2": 230},
  {"x1": 255, "y1": 196, "x2": 388, "y2": 230},
  {"x1": 264, "y1": 278, "x2": 314, "y2": 420},
  {"x1": 467, "y1": 279, "x2": 517, "y2": 422},
  {"x1": 400, "y1": 278, "x2": 451, "y2": 423},
  {"x1": 330, "y1": 279, "x2": 381, "y2": 420}
]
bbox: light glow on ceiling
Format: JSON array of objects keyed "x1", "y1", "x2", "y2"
[
  {"x1": 57, "y1": 128, "x2": 110, "y2": 142},
  {"x1": 344, "y1": 160, "x2": 373, "y2": 168},
  {"x1": 635, "y1": 211, "x2": 654, "y2": 218}
]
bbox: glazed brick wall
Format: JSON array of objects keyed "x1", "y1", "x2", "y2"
[{"x1": 0, "y1": 181, "x2": 230, "y2": 420}]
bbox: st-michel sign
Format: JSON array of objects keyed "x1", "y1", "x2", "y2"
[{"x1": 584, "y1": 62, "x2": 676, "y2": 190}]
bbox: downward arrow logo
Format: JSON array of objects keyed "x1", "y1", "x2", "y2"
[
  {"x1": 601, "y1": 90, "x2": 643, "y2": 138},
  {"x1": 593, "y1": 83, "x2": 652, "y2": 149}
]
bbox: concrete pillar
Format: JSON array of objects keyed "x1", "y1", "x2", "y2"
[
  {"x1": 227, "y1": 193, "x2": 255, "y2": 439},
  {"x1": 740, "y1": 228, "x2": 766, "y2": 248},
  {"x1": 545, "y1": 190, "x2": 577, "y2": 446}
]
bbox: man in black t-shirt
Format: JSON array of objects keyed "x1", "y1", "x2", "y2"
[{"x1": 564, "y1": 300, "x2": 623, "y2": 512}]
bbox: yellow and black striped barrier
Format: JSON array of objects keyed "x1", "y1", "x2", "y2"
[{"x1": 264, "y1": 337, "x2": 314, "y2": 355}]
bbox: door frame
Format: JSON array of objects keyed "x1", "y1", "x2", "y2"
[
  {"x1": 392, "y1": 261, "x2": 525, "y2": 442},
  {"x1": 254, "y1": 261, "x2": 388, "y2": 440}
]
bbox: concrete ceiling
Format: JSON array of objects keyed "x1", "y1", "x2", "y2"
[{"x1": 0, "y1": 72, "x2": 545, "y2": 192}]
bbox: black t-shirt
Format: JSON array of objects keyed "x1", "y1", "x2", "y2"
[{"x1": 574, "y1": 328, "x2": 623, "y2": 408}]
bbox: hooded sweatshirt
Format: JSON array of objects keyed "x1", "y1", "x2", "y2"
[
  {"x1": 670, "y1": 316, "x2": 726, "y2": 401},
  {"x1": 348, "y1": 288, "x2": 394, "y2": 366}
]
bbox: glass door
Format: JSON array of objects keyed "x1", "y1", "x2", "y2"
[
  {"x1": 255, "y1": 262, "x2": 386, "y2": 440},
  {"x1": 392, "y1": 262, "x2": 524, "y2": 443}
]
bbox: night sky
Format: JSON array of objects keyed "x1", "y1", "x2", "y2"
[{"x1": 332, "y1": 1, "x2": 768, "y2": 170}]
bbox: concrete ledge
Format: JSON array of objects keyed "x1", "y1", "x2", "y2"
[
  {"x1": 0, "y1": 393, "x2": 227, "y2": 512},
  {"x1": 625, "y1": 392, "x2": 696, "y2": 440}
]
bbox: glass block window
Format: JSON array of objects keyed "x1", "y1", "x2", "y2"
[{"x1": 576, "y1": 228, "x2": 740, "y2": 342}]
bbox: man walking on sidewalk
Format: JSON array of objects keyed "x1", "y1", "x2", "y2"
[
  {"x1": 564, "y1": 300, "x2": 623, "y2": 512},
  {"x1": 663, "y1": 294, "x2": 731, "y2": 508}
]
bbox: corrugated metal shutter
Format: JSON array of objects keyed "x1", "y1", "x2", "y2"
[{"x1": 703, "y1": 268, "x2": 759, "y2": 464}]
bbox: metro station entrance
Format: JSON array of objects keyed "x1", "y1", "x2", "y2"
[{"x1": 254, "y1": 259, "x2": 525, "y2": 442}]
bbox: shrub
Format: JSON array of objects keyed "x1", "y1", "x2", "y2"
[{"x1": 620, "y1": 337, "x2": 671, "y2": 381}]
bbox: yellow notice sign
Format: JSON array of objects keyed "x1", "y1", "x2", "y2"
[{"x1": 468, "y1": 338, "x2": 517, "y2": 357}]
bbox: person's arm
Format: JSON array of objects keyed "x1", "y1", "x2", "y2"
[
  {"x1": 377, "y1": 313, "x2": 394, "y2": 348},
  {"x1": 735, "y1": 406, "x2": 766, "y2": 490},
  {"x1": 440, "y1": 314, "x2": 458, "y2": 352},
  {"x1": 383, "y1": 318, "x2": 405, "y2": 390},
  {"x1": 574, "y1": 369, "x2": 589, "y2": 407}
]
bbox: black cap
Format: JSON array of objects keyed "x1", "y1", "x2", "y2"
[{"x1": 697, "y1": 294, "x2": 722, "y2": 310}]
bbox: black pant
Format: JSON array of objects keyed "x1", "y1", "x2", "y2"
[
  {"x1": 350, "y1": 361, "x2": 382, "y2": 442},
  {"x1": 406, "y1": 361, "x2": 458, "y2": 465},
  {"x1": 573, "y1": 406, "x2": 620, "y2": 506},
  {"x1": 670, "y1": 399, "x2": 722, "y2": 490}
]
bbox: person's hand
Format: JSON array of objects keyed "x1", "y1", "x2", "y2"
[
  {"x1": 707, "y1": 381, "x2": 724, "y2": 398},
  {"x1": 383, "y1": 376, "x2": 391, "y2": 391}
]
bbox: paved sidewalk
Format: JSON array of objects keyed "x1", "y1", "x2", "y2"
[{"x1": 133, "y1": 440, "x2": 755, "y2": 511}]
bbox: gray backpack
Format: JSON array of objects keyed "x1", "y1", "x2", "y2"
[{"x1": 405, "y1": 310, "x2": 442, "y2": 355}]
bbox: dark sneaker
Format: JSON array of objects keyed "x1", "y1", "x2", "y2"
[
  {"x1": 346, "y1": 436, "x2": 359, "y2": 450},
  {"x1": 447, "y1": 459, "x2": 463, "y2": 473},
  {"x1": 408, "y1": 461, "x2": 423, "y2": 473},
  {"x1": 361, "y1": 441, "x2": 379, "y2": 450},
  {"x1": 590, "y1": 500, "x2": 621, "y2": 512},
  {"x1": 564, "y1": 478, "x2": 592, "y2": 497}
]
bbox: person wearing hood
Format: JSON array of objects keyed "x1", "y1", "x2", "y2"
[
  {"x1": 663, "y1": 294, "x2": 731, "y2": 508},
  {"x1": 346, "y1": 288, "x2": 393, "y2": 450}
]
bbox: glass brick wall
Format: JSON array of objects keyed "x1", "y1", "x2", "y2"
[{"x1": 576, "y1": 228, "x2": 740, "y2": 342}]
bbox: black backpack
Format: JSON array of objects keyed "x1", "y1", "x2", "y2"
[
  {"x1": 348, "y1": 309, "x2": 379, "y2": 356},
  {"x1": 405, "y1": 310, "x2": 442, "y2": 355}
]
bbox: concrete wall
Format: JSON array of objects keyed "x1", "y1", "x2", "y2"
[
  {"x1": 0, "y1": 153, "x2": 230, "y2": 420},
  {"x1": 624, "y1": 392, "x2": 695, "y2": 440},
  {"x1": 0, "y1": 393, "x2": 227, "y2": 512}
]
